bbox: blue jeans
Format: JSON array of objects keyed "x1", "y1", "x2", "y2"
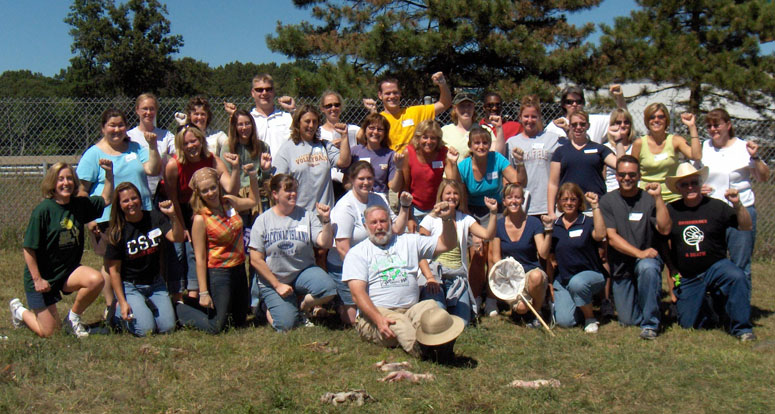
[
  {"x1": 553, "y1": 271, "x2": 605, "y2": 327},
  {"x1": 175, "y1": 265, "x2": 250, "y2": 334},
  {"x1": 326, "y1": 261, "x2": 354, "y2": 306},
  {"x1": 167, "y1": 241, "x2": 198, "y2": 293},
  {"x1": 257, "y1": 266, "x2": 337, "y2": 332},
  {"x1": 674, "y1": 259, "x2": 752, "y2": 336},
  {"x1": 726, "y1": 205, "x2": 756, "y2": 288},
  {"x1": 612, "y1": 257, "x2": 663, "y2": 330},
  {"x1": 116, "y1": 277, "x2": 176, "y2": 337},
  {"x1": 420, "y1": 278, "x2": 473, "y2": 326}
]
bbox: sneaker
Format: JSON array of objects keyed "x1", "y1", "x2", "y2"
[
  {"x1": 738, "y1": 332, "x2": 757, "y2": 342},
  {"x1": 584, "y1": 319, "x2": 599, "y2": 334},
  {"x1": 639, "y1": 328, "x2": 658, "y2": 340},
  {"x1": 64, "y1": 312, "x2": 89, "y2": 338},
  {"x1": 484, "y1": 298, "x2": 498, "y2": 317},
  {"x1": 9, "y1": 298, "x2": 24, "y2": 328},
  {"x1": 600, "y1": 298, "x2": 615, "y2": 320},
  {"x1": 299, "y1": 315, "x2": 315, "y2": 328},
  {"x1": 526, "y1": 318, "x2": 542, "y2": 329}
]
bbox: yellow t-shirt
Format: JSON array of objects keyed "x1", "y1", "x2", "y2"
[{"x1": 381, "y1": 104, "x2": 436, "y2": 152}]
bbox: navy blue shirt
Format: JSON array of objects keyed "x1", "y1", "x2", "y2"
[
  {"x1": 551, "y1": 140, "x2": 613, "y2": 195},
  {"x1": 495, "y1": 216, "x2": 542, "y2": 272},
  {"x1": 551, "y1": 213, "x2": 603, "y2": 284}
]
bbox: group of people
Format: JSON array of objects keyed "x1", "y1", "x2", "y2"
[{"x1": 10, "y1": 72, "x2": 767, "y2": 360}]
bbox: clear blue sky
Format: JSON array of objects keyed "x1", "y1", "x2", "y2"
[{"x1": 3, "y1": 0, "x2": 768, "y2": 77}]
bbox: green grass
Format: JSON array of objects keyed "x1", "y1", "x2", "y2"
[{"x1": 1, "y1": 251, "x2": 774, "y2": 413}]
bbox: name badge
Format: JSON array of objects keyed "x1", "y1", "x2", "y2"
[
  {"x1": 148, "y1": 228, "x2": 162, "y2": 239},
  {"x1": 379, "y1": 163, "x2": 388, "y2": 170},
  {"x1": 124, "y1": 153, "x2": 137, "y2": 162},
  {"x1": 359, "y1": 157, "x2": 371, "y2": 164},
  {"x1": 532, "y1": 142, "x2": 544, "y2": 149},
  {"x1": 488, "y1": 171, "x2": 499, "y2": 180},
  {"x1": 227, "y1": 208, "x2": 237, "y2": 217},
  {"x1": 653, "y1": 153, "x2": 668, "y2": 162},
  {"x1": 568, "y1": 229, "x2": 583, "y2": 238},
  {"x1": 583, "y1": 149, "x2": 598, "y2": 154},
  {"x1": 628, "y1": 212, "x2": 643, "y2": 221},
  {"x1": 402, "y1": 119, "x2": 415, "y2": 127},
  {"x1": 432, "y1": 160, "x2": 444, "y2": 169}
]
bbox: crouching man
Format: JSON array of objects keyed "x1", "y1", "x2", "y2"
[
  {"x1": 342, "y1": 202, "x2": 462, "y2": 356},
  {"x1": 665, "y1": 163, "x2": 755, "y2": 341}
]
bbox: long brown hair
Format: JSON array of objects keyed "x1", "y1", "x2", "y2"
[
  {"x1": 107, "y1": 182, "x2": 142, "y2": 246},
  {"x1": 290, "y1": 104, "x2": 321, "y2": 145},
  {"x1": 228, "y1": 109, "x2": 265, "y2": 158}
]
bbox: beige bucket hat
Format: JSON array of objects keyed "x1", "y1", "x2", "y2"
[
  {"x1": 665, "y1": 162, "x2": 709, "y2": 194},
  {"x1": 416, "y1": 307, "x2": 464, "y2": 346}
]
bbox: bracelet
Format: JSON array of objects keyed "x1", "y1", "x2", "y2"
[
  {"x1": 690, "y1": 136, "x2": 699, "y2": 140},
  {"x1": 543, "y1": 227, "x2": 553, "y2": 232},
  {"x1": 400, "y1": 202, "x2": 412, "y2": 208},
  {"x1": 320, "y1": 218, "x2": 331, "y2": 224},
  {"x1": 592, "y1": 206, "x2": 600, "y2": 210},
  {"x1": 751, "y1": 156, "x2": 760, "y2": 161},
  {"x1": 442, "y1": 217, "x2": 454, "y2": 222},
  {"x1": 199, "y1": 291, "x2": 210, "y2": 296}
]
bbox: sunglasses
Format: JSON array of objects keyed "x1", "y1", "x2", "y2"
[
  {"x1": 570, "y1": 122, "x2": 588, "y2": 128},
  {"x1": 677, "y1": 179, "x2": 700, "y2": 189},
  {"x1": 649, "y1": 114, "x2": 666, "y2": 120},
  {"x1": 616, "y1": 172, "x2": 638, "y2": 178},
  {"x1": 323, "y1": 102, "x2": 341, "y2": 109},
  {"x1": 253, "y1": 87, "x2": 273, "y2": 93},
  {"x1": 563, "y1": 99, "x2": 584, "y2": 105},
  {"x1": 484, "y1": 102, "x2": 502, "y2": 108}
]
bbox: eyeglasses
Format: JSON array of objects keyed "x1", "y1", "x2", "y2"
[
  {"x1": 614, "y1": 120, "x2": 631, "y2": 126},
  {"x1": 322, "y1": 102, "x2": 341, "y2": 109},
  {"x1": 559, "y1": 197, "x2": 579, "y2": 203},
  {"x1": 563, "y1": 99, "x2": 584, "y2": 105},
  {"x1": 253, "y1": 87, "x2": 274, "y2": 93},
  {"x1": 484, "y1": 102, "x2": 502, "y2": 108},
  {"x1": 367, "y1": 125, "x2": 385, "y2": 132},
  {"x1": 677, "y1": 179, "x2": 700, "y2": 189},
  {"x1": 707, "y1": 122, "x2": 726, "y2": 129},
  {"x1": 649, "y1": 114, "x2": 666, "y2": 120},
  {"x1": 570, "y1": 122, "x2": 587, "y2": 128},
  {"x1": 616, "y1": 172, "x2": 638, "y2": 178}
]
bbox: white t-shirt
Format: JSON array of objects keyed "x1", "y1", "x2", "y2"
[
  {"x1": 327, "y1": 191, "x2": 394, "y2": 267},
  {"x1": 544, "y1": 113, "x2": 609, "y2": 144},
  {"x1": 126, "y1": 126, "x2": 174, "y2": 194},
  {"x1": 419, "y1": 211, "x2": 477, "y2": 273},
  {"x1": 205, "y1": 129, "x2": 228, "y2": 158},
  {"x1": 320, "y1": 124, "x2": 359, "y2": 183},
  {"x1": 251, "y1": 107, "x2": 293, "y2": 158},
  {"x1": 342, "y1": 233, "x2": 437, "y2": 309},
  {"x1": 699, "y1": 138, "x2": 756, "y2": 207},
  {"x1": 604, "y1": 141, "x2": 633, "y2": 192}
]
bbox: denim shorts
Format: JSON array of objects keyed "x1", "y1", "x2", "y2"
[{"x1": 25, "y1": 277, "x2": 71, "y2": 310}]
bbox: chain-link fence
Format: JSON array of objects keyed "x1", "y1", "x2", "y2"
[{"x1": 1, "y1": 97, "x2": 773, "y2": 256}]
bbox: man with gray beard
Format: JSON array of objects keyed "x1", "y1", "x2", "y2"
[{"x1": 342, "y1": 202, "x2": 458, "y2": 356}]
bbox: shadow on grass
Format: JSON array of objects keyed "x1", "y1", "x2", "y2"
[{"x1": 751, "y1": 305, "x2": 774, "y2": 323}]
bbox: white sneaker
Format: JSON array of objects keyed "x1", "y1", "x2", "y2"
[
  {"x1": 66, "y1": 312, "x2": 89, "y2": 338},
  {"x1": 9, "y1": 298, "x2": 25, "y2": 328},
  {"x1": 484, "y1": 297, "x2": 498, "y2": 317},
  {"x1": 584, "y1": 319, "x2": 599, "y2": 334}
]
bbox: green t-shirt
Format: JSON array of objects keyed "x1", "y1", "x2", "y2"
[
  {"x1": 23, "y1": 196, "x2": 105, "y2": 292},
  {"x1": 219, "y1": 141, "x2": 271, "y2": 188}
]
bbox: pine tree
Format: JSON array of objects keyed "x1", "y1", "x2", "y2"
[
  {"x1": 596, "y1": 0, "x2": 775, "y2": 116},
  {"x1": 267, "y1": 0, "x2": 603, "y2": 99}
]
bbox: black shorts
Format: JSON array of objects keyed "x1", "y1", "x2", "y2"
[{"x1": 25, "y1": 276, "x2": 73, "y2": 310}]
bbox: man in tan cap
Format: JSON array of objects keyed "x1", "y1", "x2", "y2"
[
  {"x1": 664, "y1": 163, "x2": 755, "y2": 341},
  {"x1": 342, "y1": 202, "x2": 460, "y2": 356}
]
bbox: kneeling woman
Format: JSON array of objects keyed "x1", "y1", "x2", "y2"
[
  {"x1": 550, "y1": 183, "x2": 607, "y2": 333},
  {"x1": 249, "y1": 174, "x2": 338, "y2": 331},
  {"x1": 418, "y1": 179, "x2": 498, "y2": 325},
  {"x1": 491, "y1": 184, "x2": 553, "y2": 328},
  {"x1": 175, "y1": 166, "x2": 259, "y2": 334},
  {"x1": 10, "y1": 161, "x2": 113, "y2": 338},
  {"x1": 105, "y1": 183, "x2": 185, "y2": 336}
]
